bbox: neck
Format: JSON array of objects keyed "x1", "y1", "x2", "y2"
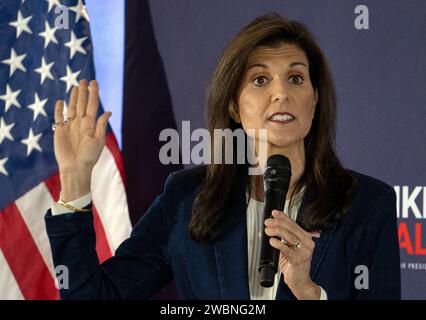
[{"x1": 249, "y1": 141, "x2": 305, "y2": 202}]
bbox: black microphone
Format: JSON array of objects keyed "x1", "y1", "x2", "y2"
[{"x1": 258, "y1": 154, "x2": 292, "y2": 288}]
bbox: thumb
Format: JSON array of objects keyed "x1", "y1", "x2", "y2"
[
  {"x1": 94, "y1": 111, "x2": 111, "y2": 143},
  {"x1": 309, "y1": 231, "x2": 321, "y2": 239}
]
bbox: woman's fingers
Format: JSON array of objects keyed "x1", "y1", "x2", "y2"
[
  {"x1": 54, "y1": 100, "x2": 64, "y2": 124},
  {"x1": 270, "y1": 238, "x2": 296, "y2": 258},
  {"x1": 78, "y1": 80, "x2": 99, "y2": 136},
  {"x1": 68, "y1": 85, "x2": 78, "y2": 119},
  {"x1": 309, "y1": 231, "x2": 321, "y2": 239},
  {"x1": 264, "y1": 221, "x2": 299, "y2": 245},
  {"x1": 86, "y1": 80, "x2": 100, "y2": 118},
  {"x1": 94, "y1": 111, "x2": 111, "y2": 143},
  {"x1": 76, "y1": 80, "x2": 88, "y2": 117},
  {"x1": 268, "y1": 231, "x2": 311, "y2": 265},
  {"x1": 271, "y1": 211, "x2": 311, "y2": 242},
  {"x1": 62, "y1": 79, "x2": 108, "y2": 142},
  {"x1": 68, "y1": 79, "x2": 99, "y2": 120},
  {"x1": 265, "y1": 211, "x2": 316, "y2": 251}
]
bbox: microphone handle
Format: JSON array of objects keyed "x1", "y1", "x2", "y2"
[{"x1": 259, "y1": 188, "x2": 287, "y2": 288}]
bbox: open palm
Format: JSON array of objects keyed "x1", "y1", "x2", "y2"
[{"x1": 54, "y1": 80, "x2": 111, "y2": 175}]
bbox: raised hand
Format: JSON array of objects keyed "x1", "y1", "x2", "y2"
[{"x1": 53, "y1": 80, "x2": 111, "y2": 202}]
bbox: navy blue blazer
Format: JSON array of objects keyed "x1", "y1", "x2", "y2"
[{"x1": 44, "y1": 166, "x2": 401, "y2": 300}]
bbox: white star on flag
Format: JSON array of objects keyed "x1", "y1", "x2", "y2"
[
  {"x1": 1, "y1": 48, "x2": 27, "y2": 77},
  {"x1": 9, "y1": 10, "x2": 33, "y2": 39},
  {"x1": 34, "y1": 57, "x2": 55, "y2": 85},
  {"x1": 65, "y1": 31, "x2": 87, "y2": 59},
  {"x1": 46, "y1": 0, "x2": 61, "y2": 12},
  {"x1": 21, "y1": 128, "x2": 42, "y2": 156},
  {"x1": 27, "y1": 93, "x2": 48, "y2": 121},
  {"x1": 60, "y1": 65, "x2": 81, "y2": 93},
  {"x1": 0, "y1": 157, "x2": 8, "y2": 176},
  {"x1": 0, "y1": 117, "x2": 15, "y2": 144},
  {"x1": 0, "y1": 84, "x2": 21, "y2": 112},
  {"x1": 38, "y1": 21, "x2": 58, "y2": 49},
  {"x1": 69, "y1": 0, "x2": 90, "y2": 22}
]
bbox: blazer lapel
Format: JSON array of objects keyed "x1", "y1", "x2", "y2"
[
  {"x1": 212, "y1": 175, "x2": 338, "y2": 300},
  {"x1": 296, "y1": 188, "x2": 338, "y2": 279},
  {"x1": 213, "y1": 172, "x2": 250, "y2": 299},
  {"x1": 275, "y1": 188, "x2": 338, "y2": 299}
]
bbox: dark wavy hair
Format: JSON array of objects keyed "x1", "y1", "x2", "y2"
[{"x1": 188, "y1": 14, "x2": 357, "y2": 244}]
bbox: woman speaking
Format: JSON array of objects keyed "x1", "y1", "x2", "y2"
[{"x1": 45, "y1": 14, "x2": 400, "y2": 300}]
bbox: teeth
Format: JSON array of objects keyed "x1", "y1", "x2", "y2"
[{"x1": 270, "y1": 114, "x2": 295, "y2": 121}]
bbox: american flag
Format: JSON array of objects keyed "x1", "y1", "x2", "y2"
[{"x1": 0, "y1": 0, "x2": 131, "y2": 299}]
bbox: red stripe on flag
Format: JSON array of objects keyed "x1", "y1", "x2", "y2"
[
  {"x1": 44, "y1": 173, "x2": 112, "y2": 263},
  {"x1": 44, "y1": 172, "x2": 61, "y2": 200},
  {"x1": 105, "y1": 132, "x2": 126, "y2": 186},
  {"x1": 0, "y1": 204, "x2": 59, "y2": 300},
  {"x1": 92, "y1": 205, "x2": 112, "y2": 263}
]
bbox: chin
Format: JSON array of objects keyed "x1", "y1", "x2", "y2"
[
  {"x1": 267, "y1": 138, "x2": 300, "y2": 150},
  {"x1": 265, "y1": 128, "x2": 307, "y2": 149}
]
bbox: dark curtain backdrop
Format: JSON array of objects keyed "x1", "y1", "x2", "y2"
[{"x1": 122, "y1": 0, "x2": 182, "y2": 299}]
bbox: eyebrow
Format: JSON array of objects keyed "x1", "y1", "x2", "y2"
[{"x1": 246, "y1": 61, "x2": 308, "y2": 70}]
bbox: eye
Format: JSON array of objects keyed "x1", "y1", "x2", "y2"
[
  {"x1": 253, "y1": 76, "x2": 269, "y2": 87},
  {"x1": 289, "y1": 75, "x2": 304, "y2": 85}
]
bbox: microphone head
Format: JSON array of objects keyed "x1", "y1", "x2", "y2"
[
  {"x1": 266, "y1": 154, "x2": 290, "y2": 168},
  {"x1": 263, "y1": 154, "x2": 291, "y2": 192}
]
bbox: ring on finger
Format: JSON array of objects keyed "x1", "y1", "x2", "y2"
[
  {"x1": 291, "y1": 240, "x2": 302, "y2": 250},
  {"x1": 52, "y1": 120, "x2": 66, "y2": 131},
  {"x1": 51, "y1": 117, "x2": 75, "y2": 131}
]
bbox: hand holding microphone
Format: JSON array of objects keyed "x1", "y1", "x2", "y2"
[{"x1": 259, "y1": 154, "x2": 321, "y2": 299}]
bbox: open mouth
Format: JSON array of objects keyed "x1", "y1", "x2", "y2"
[{"x1": 268, "y1": 112, "x2": 295, "y2": 124}]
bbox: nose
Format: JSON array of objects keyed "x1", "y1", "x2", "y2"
[{"x1": 270, "y1": 79, "x2": 289, "y2": 103}]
